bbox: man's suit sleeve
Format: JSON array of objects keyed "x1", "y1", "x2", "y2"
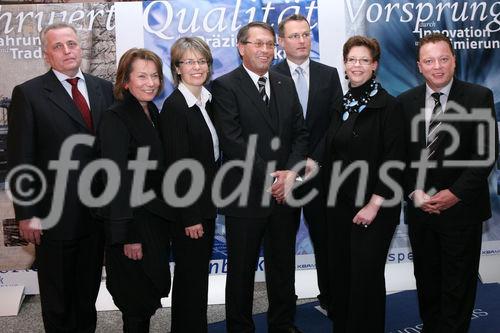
[
  {"x1": 285, "y1": 80, "x2": 309, "y2": 170},
  {"x1": 449, "y1": 88, "x2": 498, "y2": 203},
  {"x1": 212, "y1": 78, "x2": 269, "y2": 184},
  {"x1": 101, "y1": 80, "x2": 114, "y2": 105},
  {"x1": 7, "y1": 85, "x2": 39, "y2": 220},
  {"x1": 329, "y1": 67, "x2": 343, "y2": 115},
  {"x1": 308, "y1": 66, "x2": 342, "y2": 162}
]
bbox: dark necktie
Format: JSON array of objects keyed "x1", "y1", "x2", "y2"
[
  {"x1": 66, "y1": 78, "x2": 93, "y2": 132},
  {"x1": 426, "y1": 92, "x2": 444, "y2": 159},
  {"x1": 257, "y1": 76, "x2": 269, "y2": 106}
]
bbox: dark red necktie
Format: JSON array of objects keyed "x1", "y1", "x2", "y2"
[{"x1": 66, "y1": 78, "x2": 93, "y2": 132}]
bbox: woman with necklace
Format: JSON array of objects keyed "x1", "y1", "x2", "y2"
[
  {"x1": 315, "y1": 36, "x2": 405, "y2": 332},
  {"x1": 158, "y1": 37, "x2": 219, "y2": 333}
]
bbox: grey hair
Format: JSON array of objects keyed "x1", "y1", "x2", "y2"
[{"x1": 40, "y1": 23, "x2": 78, "y2": 51}]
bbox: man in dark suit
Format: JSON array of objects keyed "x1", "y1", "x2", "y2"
[
  {"x1": 7, "y1": 23, "x2": 113, "y2": 332},
  {"x1": 212, "y1": 21, "x2": 308, "y2": 333},
  {"x1": 273, "y1": 14, "x2": 342, "y2": 310},
  {"x1": 399, "y1": 32, "x2": 497, "y2": 333}
]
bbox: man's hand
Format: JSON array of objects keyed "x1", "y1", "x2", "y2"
[
  {"x1": 18, "y1": 218, "x2": 42, "y2": 245},
  {"x1": 412, "y1": 190, "x2": 431, "y2": 208},
  {"x1": 412, "y1": 190, "x2": 439, "y2": 214},
  {"x1": 424, "y1": 189, "x2": 460, "y2": 212},
  {"x1": 305, "y1": 158, "x2": 319, "y2": 180},
  {"x1": 124, "y1": 243, "x2": 143, "y2": 260},
  {"x1": 270, "y1": 170, "x2": 297, "y2": 204},
  {"x1": 185, "y1": 224, "x2": 204, "y2": 239}
]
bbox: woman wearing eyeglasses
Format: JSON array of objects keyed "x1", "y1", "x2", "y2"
[
  {"x1": 314, "y1": 36, "x2": 405, "y2": 332},
  {"x1": 157, "y1": 37, "x2": 218, "y2": 333}
]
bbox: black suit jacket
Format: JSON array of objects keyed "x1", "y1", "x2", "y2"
[
  {"x1": 7, "y1": 70, "x2": 113, "y2": 240},
  {"x1": 212, "y1": 66, "x2": 309, "y2": 217},
  {"x1": 398, "y1": 79, "x2": 498, "y2": 225},
  {"x1": 158, "y1": 88, "x2": 218, "y2": 227},
  {"x1": 272, "y1": 59, "x2": 343, "y2": 155},
  {"x1": 98, "y1": 91, "x2": 173, "y2": 244},
  {"x1": 317, "y1": 88, "x2": 405, "y2": 220}
]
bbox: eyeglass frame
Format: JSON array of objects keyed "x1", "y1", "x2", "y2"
[
  {"x1": 177, "y1": 59, "x2": 209, "y2": 67},
  {"x1": 286, "y1": 32, "x2": 311, "y2": 40},
  {"x1": 344, "y1": 57, "x2": 373, "y2": 66},
  {"x1": 241, "y1": 40, "x2": 277, "y2": 49}
]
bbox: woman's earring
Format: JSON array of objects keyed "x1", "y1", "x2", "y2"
[
  {"x1": 344, "y1": 71, "x2": 348, "y2": 80},
  {"x1": 372, "y1": 70, "x2": 376, "y2": 79}
]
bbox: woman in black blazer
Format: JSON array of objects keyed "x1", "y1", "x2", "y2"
[
  {"x1": 99, "y1": 48, "x2": 173, "y2": 332},
  {"x1": 317, "y1": 36, "x2": 405, "y2": 332},
  {"x1": 158, "y1": 37, "x2": 218, "y2": 333}
]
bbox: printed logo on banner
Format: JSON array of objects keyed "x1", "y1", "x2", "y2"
[{"x1": 482, "y1": 249, "x2": 500, "y2": 256}]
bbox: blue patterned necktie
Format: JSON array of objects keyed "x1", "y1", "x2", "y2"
[{"x1": 295, "y1": 66, "x2": 308, "y2": 117}]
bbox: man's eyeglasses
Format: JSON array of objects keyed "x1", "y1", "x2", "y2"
[
  {"x1": 178, "y1": 59, "x2": 208, "y2": 66},
  {"x1": 345, "y1": 57, "x2": 372, "y2": 66},
  {"x1": 286, "y1": 32, "x2": 311, "y2": 40},
  {"x1": 242, "y1": 40, "x2": 277, "y2": 49}
]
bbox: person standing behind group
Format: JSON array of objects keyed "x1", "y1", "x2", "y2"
[
  {"x1": 273, "y1": 14, "x2": 343, "y2": 310},
  {"x1": 212, "y1": 21, "x2": 309, "y2": 333},
  {"x1": 99, "y1": 48, "x2": 173, "y2": 333},
  {"x1": 7, "y1": 23, "x2": 113, "y2": 332},
  {"x1": 312, "y1": 36, "x2": 404, "y2": 332},
  {"x1": 157, "y1": 37, "x2": 218, "y2": 333},
  {"x1": 399, "y1": 32, "x2": 498, "y2": 333}
]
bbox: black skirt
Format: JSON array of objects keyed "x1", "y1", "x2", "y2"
[{"x1": 105, "y1": 208, "x2": 172, "y2": 317}]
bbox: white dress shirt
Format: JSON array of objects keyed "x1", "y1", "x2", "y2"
[
  {"x1": 287, "y1": 58, "x2": 310, "y2": 91},
  {"x1": 409, "y1": 78, "x2": 453, "y2": 199},
  {"x1": 424, "y1": 79, "x2": 453, "y2": 137},
  {"x1": 178, "y1": 82, "x2": 220, "y2": 161},
  {"x1": 52, "y1": 68, "x2": 91, "y2": 107},
  {"x1": 242, "y1": 64, "x2": 271, "y2": 100}
]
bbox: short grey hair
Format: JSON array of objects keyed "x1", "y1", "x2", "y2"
[{"x1": 40, "y1": 23, "x2": 78, "y2": 51}]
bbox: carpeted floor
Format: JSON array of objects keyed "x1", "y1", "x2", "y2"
[
  {"x1": 207, "y1": 282, "x2": 500, "y2": 332},
  {"x1": 2, "y1": 282, "x2": 499, "y2": 332}
]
